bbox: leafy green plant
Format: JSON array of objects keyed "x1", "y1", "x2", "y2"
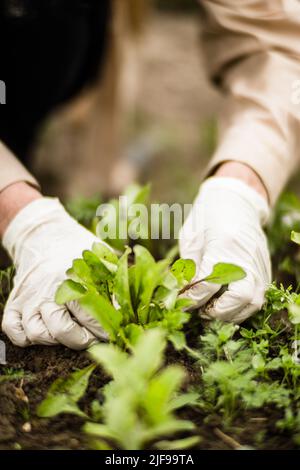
[
  {"x1": 37, "y1": 365, "x2": 95, "y2": 418},
  {"x1": 37, "y1": 329, "x2": 200, "y2": 450},
  {"x1": 55, "y1": 242, "x2": 245, "y2": 350},
  {"x1": 193, "y1": 320, "x2": 292, "y2": 425},
  {"x1": 189, "y1": 277, "x2": 300, "y2": 429},
  {"x1": 200, "y1": 357, "x2": 290, "y2": 424}
]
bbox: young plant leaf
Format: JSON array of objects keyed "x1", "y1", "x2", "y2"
[
  {"x1": 123, "y1": 324, "x2": 144, "y2": 346},
  {"x1": 55, "y1": 280, "x2": 87, "y2": 305},
  {"x1": 79, "y1": 292, "x2": 122, "y2": 341},
  {"x1": 92, "y1": 242, "x2": 119, "y2": 273},
  {"x1": 134, "y1": 246, "x2": 169, "y2": 324},
  {"x1": 89, "y1": 344, "x2": 128, "y2": 378},
  {"x1": 203, "y1": 263, "x2": 246, "y2": 285},
  {"x1": 83, "y1": 250, "x2": 112, "y2": 279},
  {"x1": 114, "y1": 248, "x2": 135, "y2": 323},
  {"x1": 171, "y1": 259, "x2": 196, "y2": 286},
  {"x1": 83, "y1": 422, "x2": 118, "y2": 441},
  {"x1": 37, "y1": 365, "x2": 95, "y2": 418},
  {"x1": 168, "y1": 331, "x2": 187, "y2": 351},
  {"x1": 71, "y1": 259, "x2": 94, "y2": 285}
]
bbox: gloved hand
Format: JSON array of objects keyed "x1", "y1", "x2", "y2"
[
  {"x1": 2, "y1": 197, "x2": 107, "y2": 349},
  {"x1": 179, "y1": 177, "x2": 271, "y2": 323}
]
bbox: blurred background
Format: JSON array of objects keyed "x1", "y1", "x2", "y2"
[{"x1": 31, "y1": 0, "x2": 222, "y2": 206}]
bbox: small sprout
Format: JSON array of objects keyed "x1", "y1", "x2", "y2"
[{"x1": 171, "y1": 259, "x2": 196, "y2": 287}]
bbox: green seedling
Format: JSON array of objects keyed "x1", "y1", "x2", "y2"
[{"x1": 37, "y1": 365, "x2": 95, "y2": 418}]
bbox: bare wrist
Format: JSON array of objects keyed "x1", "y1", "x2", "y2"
[
  {"x1": 0, "y1": 182, "x2": 42, "y2": 238},
  {"x1": 214, "y1": 162, "x2": 269, "y2": 203}
]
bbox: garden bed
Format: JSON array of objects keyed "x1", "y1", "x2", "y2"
[{"x1": 0, "y1": 188, "x2": 300, "y2": 450}]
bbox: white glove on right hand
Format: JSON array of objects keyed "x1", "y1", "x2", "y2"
[
  {"x1": 2, "y1": 197, "x2": 107, "y2": 350},
  {"x1": 179, "y1": 177, "x2": 272, "y2": 323}
]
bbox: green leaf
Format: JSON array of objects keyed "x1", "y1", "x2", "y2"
[
  {"x1": 154, "y1": 436, "x2": 201, "y2": 450},
  {"x1": 168, "y1": 392, "x2": 199, "y2": 411},
  {"x1": 84, "y1": 422, "x2": 118, "y2": 441},
  {"x1": 55, "y1": 280, "x2": 87, "y2": 305},
  {"x1": 83, "y1": 250, "x2": 112, "y2": 279},
  {"x1": 252, "y1": 354, "x2": 266, "y2": 372},
  {"x1": 37, "y1": 395, "x2": 86, "y2": 419},
  {"x1": 92, "y1": 242, "x2": 119, "y2": 273},
  {"x1": 133, "y1": 244, "x2": 156, "y2": 298},
  {"x1": 142, "y1": 420, "x2": 195, "y2": 442},
  {"x1": 131, "y1": 329, "x2": 166, "y2": 379},
  {"x1": 291, "y1": 231, "x2": 300, "y2": 246},
  {"x1": 168, "y1": 331, "x2": 187, "y2": 351},
  {"x1": 123, "y1": 324, "x2": 144, "y2": 346},
  {"x1": 71, "y1": 259, "x2": 93, "y2": 285},
  {"x1": 114, "y1": 248, "x2": 135, "y2": 323},
  {"x1": 288, "y1": 303, "x2": 300, "y2": 325},
  {"x1": 142, "y1": 366, "x2": 185, "y2": 423},
  {"x1": 154, "y1": 286, "x2": 177, "y2": 310},
  {"x1": 171, "y1": 259, "x2": 196, "y2": 286},
  {"x1": 203, "y1": 263, "x2": 246, "y2": 285},
  {"x1": 79, "y1": 292, "x2": 122, "y2": 341},
  {"x1": 49, "y1": 365, "x2": 95, "y2": 401},
  {"x1": 134, "y1": 245, "x2": 168, "y2": 324},
  {"x1": 37, "y1": 365, "x2": 95, "y2": 418},
  {"x1": 89, "y1": 344, "x2": 128, "y2": 378}
]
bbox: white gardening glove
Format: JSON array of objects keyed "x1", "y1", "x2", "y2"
[
  {"x1": 2, "y1": 197, "x2": 107, "y2": 350},
  {"x1": 179, "y1": 177, "x2": 271, "y2": 323}
]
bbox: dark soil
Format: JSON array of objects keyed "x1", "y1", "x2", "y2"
[{"x1": 0, "y1": 334, "x2": 92, "y2": 450}]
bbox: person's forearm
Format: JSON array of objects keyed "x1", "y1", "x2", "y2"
[
  {"x1": 214, "y1": 162, "x2": 269, "y2": 203},
  {"x1": 0, "y1": 182, "x2": 42, "y2": 238}
]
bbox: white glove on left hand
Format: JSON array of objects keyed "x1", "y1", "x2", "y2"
[
  {"x1": 2, "y1": 197, "x2": 107, "y2": 350},
  {"x1": 179, "y1": 177, "x2": 271, "y2": 323}
]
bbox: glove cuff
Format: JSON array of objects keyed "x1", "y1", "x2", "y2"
[
  {"x1": 200, "y1": 177, "x2": 270, "y2": 225},
  {"x1": 2, "y1": 197, "x2": 68, "y2": 259}
]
